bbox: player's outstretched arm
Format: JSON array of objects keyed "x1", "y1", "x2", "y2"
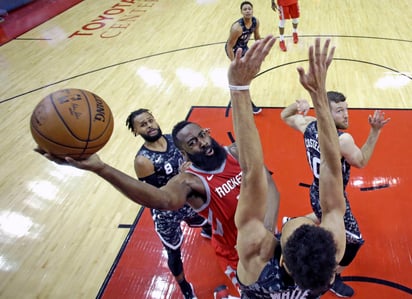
[
  {"x1": 341, "y1": 110, "x2": 390, "y2": 168},
  {"x1": 230, "y1": 34, "x2": 277, "y2": 283},
  {"x1": 229, "y1": 35, "x2": 276, "y2": 230},
  {"x1": 35, "y1": 149, "x2": 188, "y2": 211},
  {"x1": 297, "y1": 38, "x2": 346, "y2": 261}
]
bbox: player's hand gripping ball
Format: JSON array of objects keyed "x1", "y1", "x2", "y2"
[{"x1": 30, "y1": 88, "x2": 114, "y2": 160}]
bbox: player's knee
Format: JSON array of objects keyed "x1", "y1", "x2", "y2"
[
  {"x1": 292, "y1": 18, "x2": 299, "y2": 25},
  {"x1": 339, "y1": 242, "x2": 363, "y2": 266},
  {"x1": 279, "y1": 19, "x2": 285, "y2": 28}
]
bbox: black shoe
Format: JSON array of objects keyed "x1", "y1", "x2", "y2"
[
  {"x1": 251, "y1": 102, "x2": 262, "y2": 114},
  {"x1": 330, "y1": 274, "x2": 354, "y2": 297},
  {"x1": 186, "y1": 214, "x2": 208, "y2": 227},
  {"x1": 183, "y1": 283, "x2": 198, "y2": 299}
]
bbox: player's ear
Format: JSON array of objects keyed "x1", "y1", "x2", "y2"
[
  {"x1": 180, "y1": 150, "x2": 189, "y2": 161},
  {"x1": 279, "y1": 255, "x2": 291, "y2": 274}
]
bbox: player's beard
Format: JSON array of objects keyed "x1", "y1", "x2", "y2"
[
  {"x1": 336, "y1": 121, "x2": 348, "y2": 130},
  {"x1": 186, "y1": 139, "x2": 227, "y2": 171},
  {"x1": 141, "y1": 128, "x2": 163, "y2": 142}
]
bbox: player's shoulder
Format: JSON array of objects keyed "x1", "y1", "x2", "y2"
[
  {"x1": 231, "y1": 21, "x2": 242, "y2": 32},
  {"x1": 170, "y1": 171, "x2": 204, "y2": 192},
  {"x1": 176, "y1": 170, "x2": 200, "y2": 181},
  {"x1": 338, "y1": 131, "x2": 354, "y2": 141},
  {"x1": 135, "y1": 154, "x2": 153, "y2": 167}
]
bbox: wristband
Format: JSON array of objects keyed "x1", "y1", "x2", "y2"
[{"x1": 228, "y1": 84, "x2": 250, "y2": 91}]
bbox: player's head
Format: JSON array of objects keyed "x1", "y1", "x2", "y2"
[
  {"x1": 280, "y1": 217, "x2": 337, "y2": 296},
  {"x1": 240, "y1": 1, "x2": 253, "y2": 17},
  {"x1": 327, "y1": 91, "x2": 349, "y2": 130},
  {"x1": 126, "y1": 109, "x2": 163, "y2": 142},
  {"x1": 172, "y1": 121, "x2": 227, "y2": 171}
]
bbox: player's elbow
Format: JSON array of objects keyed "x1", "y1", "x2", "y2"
[
  {"x1": 161, "y1": 197, "x2": 184, "y2": 211},
  {"x1": 158, "y1": 188, "x2": 186, "y2": 210},
  {"x1": 349, "y1": 158, "x2": 366, "y2": 169}
]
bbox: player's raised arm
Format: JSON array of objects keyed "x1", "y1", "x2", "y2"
[
  {"x1": 229, "y1": 35, "x2": 276, "y2": 232},
  {"x1": 297, "y1": 38, "x2": 346, "y2": 261}
]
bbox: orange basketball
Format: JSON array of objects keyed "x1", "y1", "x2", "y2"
[{"x1": 30, "y1": 88, "x2": 114, "y2": 160}]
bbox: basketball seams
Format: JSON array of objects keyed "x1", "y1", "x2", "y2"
[
  {"x1": 50, "y1": 89, "x2": 89, "y2": 142},
  {"x1": 50, "y1": 89, "x2": 88, "y2": 157},
  {"x1": 30, "y1": 88, "x2": 113, "y2": 160},
  {"x1": 80, "y1": 89, "x2": 94, "y2": 154},
  {"x1": 98, "y1": 107, "x2": 114, "y2": 140}
]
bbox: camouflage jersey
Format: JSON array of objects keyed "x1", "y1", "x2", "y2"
[{"x1": 303, "y1": 121, "x2": 364, "y2": 245}]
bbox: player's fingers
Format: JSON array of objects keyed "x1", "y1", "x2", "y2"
[
  {"x1": 251, "y1": 38, "x2": 265, "y2": 58},
  {"x1": 43, "y1": 153, "x2": 67, "y2": 165},
  {"x1": 234, "y1": 47, "x2": 243, "y2": 62},
  {"x1": 297, "y1": 66, "x2": 305, "y2": 81},
  {"x1": 65, "y1": 156, "x2": 81, "y2": 167},
  {"x1": 262, "y1": 35, "x2": 276, "y2": 56},
  {"x1": 34, "y1": 147, "x2": 46, "y2": 155},
  {"x1": 326, "y1": 46, "x2": 335, "y2": 68},
  {"x1": 314, "y1": 38, "x2": 321, "y2": 60},
  {"x1": 321, "y1": 38, "x2": 331, "y2": 58}
]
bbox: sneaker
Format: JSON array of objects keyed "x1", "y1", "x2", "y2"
[
  {"x1": 279, "y1": 40, "x2": 287, "y2": 52},
  {"x1": 214, "y1": 285, "x2": 229, "y2": 299},
  {"x1": 186, "y1": 213, "x2": 208, "y2": 227},
  {"x1": 293, "y1": 32, "x2": 299, "y2": 44},
  {"x1": 251, "y1": 102, "x2": 262, "y2": 114},
  {"x1": 200, "y1": 225, "x2": 212, "y2": 239},
  {"x1": 184, "y1": 283, "x2": 198, "y2": 299},
  {"x1": 330, "y1": 274, "x2": 354, "y2": 297}
]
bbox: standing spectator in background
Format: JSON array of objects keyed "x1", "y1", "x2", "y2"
[
  {"x1": 225, "y1": 1, "x2": 262, "y2": 114},
  {"x1": 271, "y1": 0, "x2": 300, "y2": 52},
  {"x1": 126, "y1": 109, "x2": 212, "y2": 299}
]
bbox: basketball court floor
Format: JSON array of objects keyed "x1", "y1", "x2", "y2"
[{"x1": 0, "y1": 1, "x2": 411, "y2": 298}]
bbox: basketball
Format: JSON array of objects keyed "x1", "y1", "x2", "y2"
[{"x1": 30, "y1": 88, "x2": 114, "y2": 160}]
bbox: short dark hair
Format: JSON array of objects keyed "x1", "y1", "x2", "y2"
[
  {"x1": 172, "y1": 120, "x2": 193, "y2": 150},
  {"x1": 283, "y1": 224, "x2": 337, "y2": 295},
  {"x1": 327, "y1": 91, "x2": 346, "y2": 104},
  {"x1": 125, "y1": 108, "x2": 150, "y2": 134},
  {"x1": 240, "y1": 1, "x2": 253, "y2": 10}
]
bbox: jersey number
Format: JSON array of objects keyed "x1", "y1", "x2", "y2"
[
  {"x1": 306, "y1": 151, "x2": 320, "y2": 179},
  {"x1": 164, "y1": 162, "x2": 174, "y2": 175}
]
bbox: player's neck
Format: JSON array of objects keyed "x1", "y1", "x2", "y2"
[
  {"x1": 243, "y1": 16, "x2": 252, "y2": 24},
  {"x1": 145, "y1": 135, "x2": 167, "y2": 152}
]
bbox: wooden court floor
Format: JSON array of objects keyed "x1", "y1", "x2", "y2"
[{"x1": 0, "y1": 0, "x2": 411, "y2": 298}]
